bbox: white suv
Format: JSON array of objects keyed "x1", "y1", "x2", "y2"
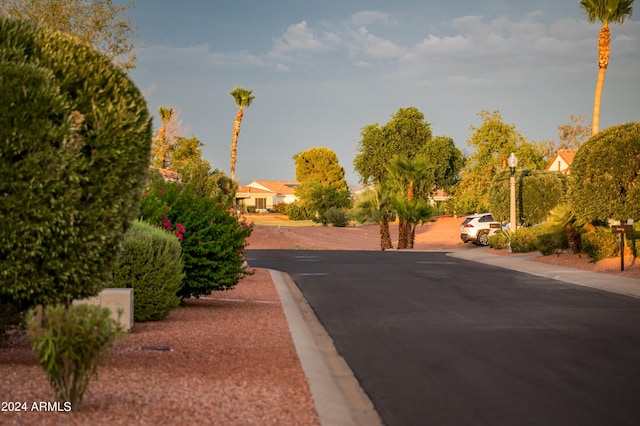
[{"x1": 460, "y1": 213, "x2": 503, "y2": 246}]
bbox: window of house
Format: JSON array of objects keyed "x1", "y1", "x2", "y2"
[{"x1": 255, "y1": 198, "x2": 267, "y2": 210}]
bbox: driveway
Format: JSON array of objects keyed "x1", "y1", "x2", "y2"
[{"x1": 250, "y1": 249, "x2": 640, "y2": 426}]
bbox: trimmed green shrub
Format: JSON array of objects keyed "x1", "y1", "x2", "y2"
[
  {"x1": 139, "y1": 180, "x2": 253, "y2": 298},
  {"x1": 536, "y1": 230, "x2": 568, "y2": 256},
  {"x1": 510, "y1": 226, "x2": 542, "y2": 253},
  {"x1": 489, "y1": 170, "x2": 566, "y2": 225},
  {"x1": 568, "y1": 122, "x2": 640, "y2": 223},
  {"x1": 581, "y1": 227, "x2": 619, "y2": 261},
  {"x1": 274, "y1": 202, "x2": 287, "y2": 214},
  {"x1": 0, "y1": 19, "x2": 152, "y2": 308},
  {"x1": 110, "y1": 221, "x2": 184, "y2": 322},
  {"x1": 325, "y1": 207, "x2": 350, "y2": 227},
  {"x1": 285, "y1": 201, "x2": 312, "y2": 220},
  {"x1": 247, "y1": 206, "x2": 257, "y2": 213},
  {"x1": 27, "y1": 304, "x2": 122, "y2": 407},
  {"x1": 488, "y1": 230, "x2": 510, "y2": 250}
]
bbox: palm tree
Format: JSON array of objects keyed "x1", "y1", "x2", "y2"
[
  {"x1": 229, "y1": 87, "x2": 255, "y2": 181},
  {"x1": 351, "y1": 186, "x2": 395, "y2": 250},
  {"x1": 392, "y1": 197, "x2": 436, "y2": 248},
  {"x1": 580, "y1": 0, "x2": 634, "y2": 135},
  {"x1": 152, "y1": 106, "x2": 174, "y2": 169},
  {"x1": 386, "y1": 156, "x2": 434, "y2": 249}
]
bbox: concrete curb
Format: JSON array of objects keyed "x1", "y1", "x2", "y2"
[{"x1": 269, "y1": 269, "x2": 382, "y2": 426}]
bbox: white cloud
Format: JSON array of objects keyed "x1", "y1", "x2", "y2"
[
  {"x1": 387, "y1": 12, "x2": 626, "y2": 86},
  {"x1": 347, "y1": 26, "x2": 406, "y2": 60},
  {"x1": 270, "y1": 21, "x2": 329, "y2": 56}
]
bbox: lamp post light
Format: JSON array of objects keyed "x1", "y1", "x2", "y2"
[{"x1": 507, "y1": 152, "x2": 518, "y2": 233}]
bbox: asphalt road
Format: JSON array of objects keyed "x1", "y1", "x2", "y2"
[{"x1": 249, "y1": 249, "x2": 640, "y2": 426}]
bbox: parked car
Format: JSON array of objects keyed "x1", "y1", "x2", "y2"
[{"x1": 460, "y1": 213, "x2": 503, "y2": 246}]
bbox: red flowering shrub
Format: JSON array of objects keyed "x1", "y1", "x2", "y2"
[{"x1": 139, "y1": 180, "x2": 253, "y2": 298}]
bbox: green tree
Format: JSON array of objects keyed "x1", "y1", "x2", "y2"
[
  {"x1": 295, "y1": 181, "x2": 351, "y2": 226},
  {"x1": 354, "y1": 107, "x2": 433, "y2": 244},
  {"x1": 0, "y1": 18, "x2": 152, "y2": 308},
  {"x1": 353, "y1": 123, "x2": 387, "y2": 185},
  {"x1": 580, "y1": 0, "x2": 634, "y2": 135},
  {"x1": 568, "y1": 122, "x2": 640, "y2": 223},
  {"x1": 422, "y1": 135, "x2": 464, "y2": 194},
  {"x1": 294, "y1": 146, "x2": 351, "y2": 225},
  {"x1": 557, "y1": 114, "x2": 592, "y2": 150},
  {"x1": 541, "y1": 115, "x2": 592, "y2": 163},
  {"x1": 1, "y1": 0, "x2": 138, "y2": 69},
  {"x1": 454, "y1": 110, "x2": 544, "y2": 214},
  {"x1": 171, "y1": 135, "x2": 206, "y2": 172},
  {"x1": 294, "y1": 147, "x2": 348, "y2": 188},
  {"x1": 170, "y1": 136, "x2": 237, "y2": 202},
  {"x1": 229, "y1": 87, "x2": 255, "y2": 182}
]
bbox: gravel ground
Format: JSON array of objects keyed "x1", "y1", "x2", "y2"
[{"x1": 0, "y1": 269, "x2": 319, "y2": 426}]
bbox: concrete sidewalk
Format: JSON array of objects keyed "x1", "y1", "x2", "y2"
[
  {"x1": 447, "y1": 249, "x2": 640, "y2": 300},
  {"x1": 272, "y1": 249, "x2": 640, "y2": 426}
]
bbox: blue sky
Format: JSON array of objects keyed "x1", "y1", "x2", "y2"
[{"x1": 126, "y1": 1, "x2": 640, "y2": 186}]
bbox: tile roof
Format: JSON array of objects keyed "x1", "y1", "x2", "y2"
[
  {"x1": 546, "y1": 149, "x2": 577, "y2": 174},
  {"x1": 156, "y1": 168, "x2": 181, "y2": 181},
  {"x1": 250, "y1": 180, "x2": 300, "y2": 195},
  {"x1": 237, "y1": 185, "x2": 274, "y2": 195}
]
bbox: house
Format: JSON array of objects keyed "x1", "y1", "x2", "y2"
[
  {"x1": 236, "y1": 180, "x2": 300, "y2": 212},
  {"x1": 156, "y1": 167, "x2": 181, "y2": 182},
  {"x1": 546, "y1": 150, "x2": 576, "y2": 175}
]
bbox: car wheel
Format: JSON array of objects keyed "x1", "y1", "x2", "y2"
[{"x1": 477, "y1": 230, "x2": 489, "y2": 246}]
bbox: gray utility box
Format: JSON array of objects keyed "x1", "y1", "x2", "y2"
[{"x1": 74, "y1": 288, "x2": 134, "y2": 331}]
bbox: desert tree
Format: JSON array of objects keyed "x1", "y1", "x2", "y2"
[{"x1": 1, "y1": 0, "x2": 138, "y2": 69}]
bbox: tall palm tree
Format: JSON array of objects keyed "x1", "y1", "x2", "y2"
[
  {"x1": 580, "y1": 0, "x2": 634, "y2": 135},
  {"x1": 152, "y1": 106, "x2": 174, "y2": 169},
  {"x1": 229, "y1": 87, "x2": 255, "y2": 182}
]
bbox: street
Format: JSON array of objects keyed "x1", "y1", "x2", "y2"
[{"x1": 249, "y1": 250, "x2": 640, "y2": 426}]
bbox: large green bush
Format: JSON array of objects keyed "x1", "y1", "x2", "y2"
[
  {"x1": 627, "y1": 225, "x2": 640, "y2": 258},
  {"x1": 285, "y1": 201, "x2": 312, "y2": 220},
  {"x1": 139, "y1": 180, "x2": 253, "y2": 298},
  {"x1": 0, "y1": 19, "x2": 152, "y2": 307},
  {"x1": 509, "y1": 226, "x2": 542, "y2": 253},
  {"x1": 110, "y1": 221, "x2": 184, "y2": 321},
  {"x1": 27, "y1": 304, "x2": 122, "y2": 407},
  {"x1": 488, "y1": 230, "x2": 510, "y2": 250},
  {"x1": 536, "y1": 229, "x2": 568, "y2": 256},
  {"x1": 324, "y1": 207, "x2": 350, "y2": 227},
  {"x1": 568, "y1": 122, "x2": 640, "y2": 223},
  {"x1": 581, "y1": 227, "x2": 620, "y2": 261}
]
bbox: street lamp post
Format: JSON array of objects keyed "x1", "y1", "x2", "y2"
[{"x1": 508, "y1": 152, "x2": 518, "y2": 233}]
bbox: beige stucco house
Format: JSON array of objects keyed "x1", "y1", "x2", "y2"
[{"x1": 236, "y1": 180, "x2": 299, "y2": 212}]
